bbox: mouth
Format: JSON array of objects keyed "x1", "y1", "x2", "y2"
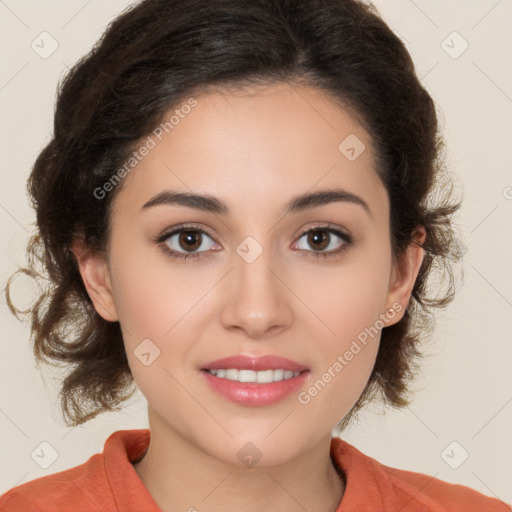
[{"x1": 199, "y1": 354, "x2": 310, "y2": 406}]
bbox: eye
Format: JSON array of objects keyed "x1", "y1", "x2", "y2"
[
  {"x1": 157, "y1": 225, "x2": 220, "y2": 261},
  {"x1": 292, "y1": 224, "x2": 352, "y2": 259}
]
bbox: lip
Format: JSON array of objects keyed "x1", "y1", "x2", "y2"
[
  {"x1": 200, "y1": 368, "x2": 310, "y2": 406},
  {"x1": 200, "y1": 354, "x2": 309, "y2": 372}
]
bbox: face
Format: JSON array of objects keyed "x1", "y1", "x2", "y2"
[{"x1": 76, "y1": 82, "x2": 424, "y2": 467}]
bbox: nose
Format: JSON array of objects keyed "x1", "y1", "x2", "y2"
[{"x1": 219, "y1": 241, "x2": 293, "y2": 340}]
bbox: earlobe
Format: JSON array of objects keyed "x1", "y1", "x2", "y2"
[
  {"x1": 71, "y1": 240, "x2": 119, "y2": 322},
  {"x1": 385, "y1": 226, "x2": 427, "y2": 324}
]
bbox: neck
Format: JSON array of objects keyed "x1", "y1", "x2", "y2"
[{"x1": 132, "y1": 408, "x2": 346, "y2": 512}]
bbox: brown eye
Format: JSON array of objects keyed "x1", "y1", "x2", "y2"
[
  {"x1": 306, "y1": 230, "x2": 331, "y2": 251},
  {"x1": 178, "y1": 230, "x2": 203, "y2": 252},
  {"x1": 294, "y1": 227, "x2": 351, "y2": 258},
  {"x1": 159, "y1": 226, "x2": 219, "y2": 261}
]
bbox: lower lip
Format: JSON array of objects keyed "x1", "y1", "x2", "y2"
[{"x1": 200, "y1": 370, "x2": 310, "y2": 406}]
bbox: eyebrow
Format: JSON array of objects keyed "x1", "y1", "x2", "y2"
[{"x1": 141, "y1": 188, "x2": 371, "y2": 217}]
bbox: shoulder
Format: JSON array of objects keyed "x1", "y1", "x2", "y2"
[
  {"x1": 0, "y1": 451, "x2": 109, "y2": 512},
  {"x1": 381, "y1": 463, "x2": 511, "y2": 511},
  {"x1": 330, "y1": 437, "x2": 511, "y2": 512},
  {"x1": 0, "y1": 429, "x2": 150, "y2": 512},
  {"x1": 0, "y1": 490, "x2": 44, "y2": 511}
]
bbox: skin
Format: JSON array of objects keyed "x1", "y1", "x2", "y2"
[{"x1": 73, "y1": 82, "x2": 426, "y2": 512}]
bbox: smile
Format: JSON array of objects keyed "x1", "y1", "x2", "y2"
[{"x1": 200, "y1": 369, "x2": 310, "y2": 406}]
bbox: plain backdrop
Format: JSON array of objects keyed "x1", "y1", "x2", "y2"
[{"x1": 0, "y1": 0, "x2": 511, "y2": 503}]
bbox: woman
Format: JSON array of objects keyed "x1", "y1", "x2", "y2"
[{"x1": 1, "y1": 0, "x2": 510, "y2": 510}]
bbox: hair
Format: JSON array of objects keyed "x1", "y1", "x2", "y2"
[{"x1": 4, "y1": 0, "x2": 463, "y2": 429}]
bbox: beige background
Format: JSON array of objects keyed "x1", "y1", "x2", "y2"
[{"x1": 1, "y1": 0, "x2": 511, "y2": 503}]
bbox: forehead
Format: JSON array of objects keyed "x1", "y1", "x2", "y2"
[{"x1": 112, "y1": 83, "x2": 387, "y2": 221}]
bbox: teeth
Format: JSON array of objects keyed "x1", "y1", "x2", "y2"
[{"x1": 207, "y1": 368, "x2": 301, "y2": 383}]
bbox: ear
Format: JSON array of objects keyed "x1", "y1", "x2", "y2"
[
  {"x1": 384, "y1": 226, "x2": 427, "y2": 325},
  {"x1": 71, "y1": 238, "x2": 119, "y2": 322}
]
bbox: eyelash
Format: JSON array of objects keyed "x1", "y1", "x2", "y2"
[{"x1": 156, "y1": 223, "x2": 353, "y2": 262}]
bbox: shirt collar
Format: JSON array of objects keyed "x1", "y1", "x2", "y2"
[
  {"x1": 330, "y1": 435, "x2": 396, "y2": 511},
  {"x1": 104, "y1": 429, "x2": 160, "y2": 511}
]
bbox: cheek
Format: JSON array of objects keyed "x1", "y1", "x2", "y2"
[
  {"x1": 109, "y1": 238, "x2": 201, "y2": 338},
  {"x1": 108, "y1": 245, "x2": 214, "y2": 386},
  {"x1": 302, "y1": 244, "x2": 391, "y2": 340},
  {"x1": 109, "y1": 258, "x2": 196, "y2": 410},
  {"x1": 298, "y1": 293, "x2": 382, "y2": 428},
  {"x1": 295, "y1": 245, "x2": 390, "y2": 420},
  {"x1": 310, "y1": 345, "x2": 378, "y2": 428},
  {"x1": 110, "y1": 266, "x2": 166, "y2": 340}
]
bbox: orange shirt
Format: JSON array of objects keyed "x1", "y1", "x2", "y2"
[{"x1": 1, "y1": 429, "x2": 510, "y2": 511}]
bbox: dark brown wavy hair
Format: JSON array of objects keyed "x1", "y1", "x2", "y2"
[{"x1": 4, "y1": 0, "x2": 463, "y2": 429}]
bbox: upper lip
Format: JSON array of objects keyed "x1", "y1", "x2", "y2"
[{"x1": 201, "y1": 355, "x2": 309, "y2": 372}]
